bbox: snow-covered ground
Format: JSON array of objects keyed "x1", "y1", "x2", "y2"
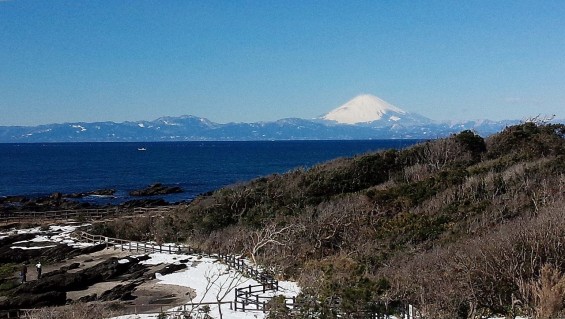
[{"x1": 112, "y1": 253, "x2": 300, "y2": 319}]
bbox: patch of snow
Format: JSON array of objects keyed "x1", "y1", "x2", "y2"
[
  {"x1": 389, "y1": 116, "x2": 401, "y2": 121},
  {"x1": 71, "y1": 125, "x2": 87, "y2": 132},
  {"x1": 14, "y1": 236, "x2": 49, "y2": 243},
  {"x1": 118, "y1": 259, "x2": 130, "y2": 264},
  {"x1": 162, "y1": 120, "x2": 180, "y2": 126},
  {"x1": 14, "y1": 227, "x2": 42, "y2": 234},
  {"x1": 11, "y1": 245, "x2": 57, "y2": 250},
  {"x1": 50, "y1": 225, "x2": 82, "y2": 232},
  {"x1": 69, "y1": 242, "x2": 97, "y2": 248},
  {"x1": 138, "y1": 253, "x2": 191, "y2": 265}
]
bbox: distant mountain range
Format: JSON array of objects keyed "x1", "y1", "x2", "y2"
[{"x1": 0, "y1": 94, "x2": 545, "y2": 142}]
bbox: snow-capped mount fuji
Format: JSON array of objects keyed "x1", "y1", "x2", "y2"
[{"x1": 320, "y1": 94, "x2": 432, "y2": 127}]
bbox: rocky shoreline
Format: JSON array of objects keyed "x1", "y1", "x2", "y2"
[{"x1": 0, "y1": 183, "x2": 185, "y2": 213}]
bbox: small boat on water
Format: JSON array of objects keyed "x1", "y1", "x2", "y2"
[{"x1": 137, "y1": 147, "x2": 147, "y2": 151}]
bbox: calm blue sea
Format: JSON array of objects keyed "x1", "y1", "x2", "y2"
[{"x1": 0, "y1": 140, "x2": 421, "y2": 204}]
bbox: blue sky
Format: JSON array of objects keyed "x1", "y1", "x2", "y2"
[{"x1": 1, "y1": 1, "x2": 564, "y2": 125}]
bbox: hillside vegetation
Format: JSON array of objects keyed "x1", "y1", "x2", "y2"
[{"x1": 97, "y1": 122, "x2": 565, "y2": 319}]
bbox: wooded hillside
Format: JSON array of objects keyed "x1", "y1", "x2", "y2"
[{"x1": 98, "y1": 122, "x2": 565, "y2": 319}]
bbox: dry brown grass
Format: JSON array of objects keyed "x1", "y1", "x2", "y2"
[
  {"x1": 20, "y1": 302, "x2": 125, "y2": 319},
  {"x1": 521, "y1": 264, "x2": 565, "y2": 319}
]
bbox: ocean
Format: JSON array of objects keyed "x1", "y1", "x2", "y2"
[{"x1": 0, "y1": 140, "x2": 422, "y2": 204}]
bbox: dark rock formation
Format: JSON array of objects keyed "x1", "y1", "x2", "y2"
[
  {"x1": 62, "y1": 262, "x2": 81, "y2": 271},
  {"x1": 0, "y1": 242, "x2": 106, "y2": 264},
  {"x1": 135, "y1": 255, "x2": 152, "y2": 262},
  {"x1": 129, "y1": 183, "x2": 183, "y2": 197},
  {"x1": 153, "y1": 263, "x2": 187, "y2": 277},
  {"x1": 77, "y1": 293, "x2": 98, "y2": 303},
  {"x1": 0, "y1": 233, "x2": 45, "y2": 264},
  {"x1": 41, "y1": 263, "x2": 81, "y2": 279},
  {"x1": 1, "y1": 194, "x2": 92, "y2": 213},
  {"x1": 98, "y1": 281, "x2": 139, "y2": 301},
  {"x1": 0, "y1": 196, "x2": 27, "y2": 204},
  {"x1": 0, "y1": 291, "x2": 66, "y2": 309},
  {"x1": 51, "y1": 192, "x2": 63, "y2": 206},
  {"x1": 12, "y1": 256, "x2": 144, "y2": 295},
  {"x1": 38, "y1": 244, "x2": 105, "y2": 264},
  {"x1": 91, "y1": 189, "x2": 116, "y2": 196},
  {"x1": 64, "y1": 189, "x2": 116, "y2": 199},
  {"x1": 0, "y1": 233, "x2": 36, "y2": 247}
]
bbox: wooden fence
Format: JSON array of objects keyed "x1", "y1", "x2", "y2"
[
  {"x1": 0, "y1": 206, "x2": 175, "y2": 224},
  {"x1": 215, "y1": 252, "x2": 289, "y2": 312},
  {"x1": 76, "y1": 231, "x2": 203, "y2": 255}
]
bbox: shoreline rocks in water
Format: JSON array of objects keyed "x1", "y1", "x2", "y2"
[
  {"x1": 0, "y1": 194, "x2": 93, "y2": 213},
  {"x1": 129, "y1": 183, "x2": 183, "y2": 197},
  {"x1": 0, "y1": 186, "x2": 178, "y2": 213},
  {"x1": 63, "y1": 189, "x2": 116, "y2": 199}
]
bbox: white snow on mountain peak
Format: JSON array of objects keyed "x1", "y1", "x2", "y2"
[{"x1": 321, "y1": 94, "x2": 407, "y2": 124}]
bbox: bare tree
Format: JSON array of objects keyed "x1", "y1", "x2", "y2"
[
  {"x1": 206, "y1": 266, "x2": 248, "y2": 319},
  {"x1": 178, "y1": 265, "x2": 248, "y2": 319},
  {"x1": 247, "y1": 222, "x2": 297, "y2": 265}
]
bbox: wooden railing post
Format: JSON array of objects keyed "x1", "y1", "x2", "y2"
[{"x1": 234, "y1": 290, "x2": 238, "y2": 311}]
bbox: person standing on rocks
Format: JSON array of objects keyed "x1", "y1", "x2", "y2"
[
  {"x1": 20, "y1": 263, "x2": 27, "y2": 283},
  {"x1": 36, "y1": 261, "x2": 42, "y2": 279}
]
